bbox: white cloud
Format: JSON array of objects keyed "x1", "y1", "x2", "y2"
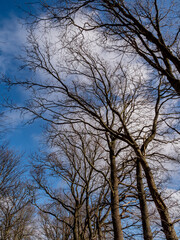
[{"x1": 0, "y1": 16, "x2": 27, "y2": 74}]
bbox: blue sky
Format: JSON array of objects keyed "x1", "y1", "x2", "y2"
[
  {"x1": 0, "y1": 0, "x2": 43, "y2": 155},
  {"x1": 0, "y1": 0, "x2": 36, "y2": 18},
  {"x1": 0, "y1": 0, "x2": 21, "y2": 17}
]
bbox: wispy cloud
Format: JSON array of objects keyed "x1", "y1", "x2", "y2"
[{"x1": 0, "y1": 15, "x2": 27, "y2": 74}]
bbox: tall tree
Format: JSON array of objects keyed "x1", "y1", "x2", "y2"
[{"x1": 3, "y1": 3, "x2": 180, "y2": 238}]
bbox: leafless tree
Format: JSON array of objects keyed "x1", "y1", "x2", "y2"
[
  {"x1": 32, "y1": 121, "x2": 149, "y2": 239},
  {"x1": 26, "y1": 0, "x2": 180, "y2": 95},
  {"x1": 38, "y1": 209, "x2": 72, "y2": 240},
  {"x1": 31, "y1": 129, "x2": 115, "y2": 239},
  {"x1": 0, "y1": 145, "x2": 36, "y2": 240},
  {"x1": 3, "y1": 3, "x2": 180, "y2": 238},
  {"x1": 0, "y1": 145, "x2": 21, "y2": 196}
]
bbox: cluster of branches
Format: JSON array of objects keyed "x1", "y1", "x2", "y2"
[
  {"x1": 2, "y1": 0, "x2": 180, "y2": 239},
  {"x1": 0, "y1": 145, "x2": 37, "y2": 240},
  {"x1": 32, "y1": 0, "x2": 180, "y2": 95}
]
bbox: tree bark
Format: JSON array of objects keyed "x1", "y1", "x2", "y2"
[
  {"x1": 73, "y1": 207, "x2": 80, "y2": 240},
  {"x1": 136, "y1": 159, "x2": 153, "y2": 240},
  {"x1": 139, "y1": 155, "x2": 178, "y2": 240},
  {"x1": 86, "y1": 191, "x2": 93, "y2": 239},
  {"x1": 97, "y1": 220, "x2": 103, "y2": 240},
  {"x1": 110, "y1": 139, "x2": 124, "y2": 240}
]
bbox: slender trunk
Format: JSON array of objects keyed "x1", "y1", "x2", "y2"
[
  {"x1": 110, "y1": 139, "x2": 124, "y2": 240},
  {"x1": 139, "y1": 155, "x2": 178, "y2": 240},
  {"x1": 95, "y1": 213, "x2": 103, "y2": 240},
  {"x1": 74, "y1": 207, "x2": 79, "y2": 240},
  {"x1": 97, "y1": 220, "x2": 102, "y2": 240},
  {"x1": 86, "y1": 191, "x2": 93, "y2": 239},
  {"x1": 136, "y1": 159, "x2": 153, "y2": 240}
]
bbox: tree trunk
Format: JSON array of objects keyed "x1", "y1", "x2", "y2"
[
  {"x1": 110, "y1": 139, "x2": 124, "y2": 240},
  {"x1": 97, "y1": 221, "x2": 103, "y2": 240},
  {"x1": 86, "y1": 191, "x2": 93, "y2": 239},
  {"x1": 74, "y1": 207, "x2": 80, "y2": 240},
  {"x1": 139, "y1": 155, "x2": 178, "y2": 240},
  {"x1": 136, "y1": 159, "x2": 153, "y2": 240}
]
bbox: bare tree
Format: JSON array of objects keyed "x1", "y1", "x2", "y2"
[
  {"x1": 38, "y1": 209, "x2": 72, "y2": 240},
  {"x1": 3, "y1": 5, "x2": 180, "y2": 238},
  {"x1": 31, "y1": 128, "x2": 115, "y2": 239},
  {"x1": 29, "y1": 0, "x2": 180, "y2": 95},
  {"x1": 0, "y1": 145, "x2": 36, "y2": 240},
  {"x1": 0, "y1": 145, "x2": 21, "y2": 196}
]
